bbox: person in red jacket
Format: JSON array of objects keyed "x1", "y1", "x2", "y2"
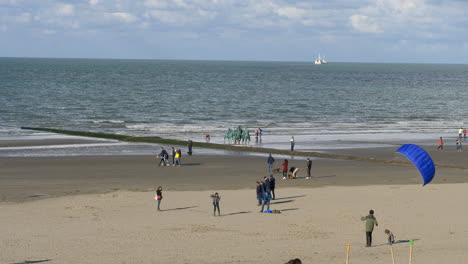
[
  {"x1": 437, "y1": 137, "x2": 444, "y2": 150},
  {"x1": 282, "y1": 159, "x2": 288, "y2": 179}
]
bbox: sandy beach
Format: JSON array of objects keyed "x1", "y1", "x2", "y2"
[{"x1": 1, "y1": 138, "x2": 468, "y2": 263}]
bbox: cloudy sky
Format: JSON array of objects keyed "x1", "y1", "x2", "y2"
[{"x1": 1, "y1": 0, "x2": 467, "y2": 63}]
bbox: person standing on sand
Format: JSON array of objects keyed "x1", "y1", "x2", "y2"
[
  {"x1": 456, "y1": 138, "x2": 462, "y2": 152},
  {"x1": 269, "y1": 175, "x2": 276, "y2": 200},
  {"x1": 361, "y1": 209, "x2": 378, "y2": 247},
  {"x1": 437, "y1": 137, "x2": 444, "y2": 150},
  {"x1": 464, "y1": 129, "x2": 467, "y2": 140},
  {"x1": 260, "y1": 189, "x2": 271, "y2": 213},
  {"x1": 171, "y1": 147, "x2": 176, "y2": 165},
  {"x1": 155, "y1": 186, "x2": 163, "y2": 211},
  {"x1": 385, "y1": 229, "x2": 395, "y2": 245},
  {"x1": 211, "y1": 192, "x2": 221, "y2": 216},
  {"x1": 256, "y1": 181, "x2": 263, "y2": 206},
  {"x1": 459, "y1": 127, "x2": 463, "y2": 139},
  {"x1": 267, "y1": 154, "x2": 275, "y2": 174},
  {"x1": 174, "y1": 149, "x2": 181, "y2": 166},
  {"x1": 306, "y1": 158, "x2": 312, "y2": 179},
  {"x1": 187, "y1": 140, "x2": 193, "y2": 155},
  {"x1": 282, "y1": 159, "x2": 288, "y2": 179},
  {"x1": 290, "y1": 136, "x2": 295, "y2": 151}
]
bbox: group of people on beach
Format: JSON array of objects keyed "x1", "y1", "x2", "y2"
[
  {"x1": 361, "y1": 209, "x2": 396, "y2": 247},
  {"x1": 155, "y1": 186, "x2": 222, "y2": 216},
  {"x1": 437, "y1": 127, "x2": 466, "y2": 152},
  {"x1": 156, "y1": 147, "x2": 183, "y2": 166},
  {"x1": 267, "y1": 154, "x2": 312, "y2": 179}
]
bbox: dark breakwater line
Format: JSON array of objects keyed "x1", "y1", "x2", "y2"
[{"x1": 20, "y1": 127, "x2": 467, "y2": 170}]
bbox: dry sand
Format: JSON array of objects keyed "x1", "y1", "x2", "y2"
[
  {"x1": 2, "y1": 185, "x2": 468, "y2": 264},
  {"x1": 1, "y1": 142, "x2": 468, "y2": 263}
]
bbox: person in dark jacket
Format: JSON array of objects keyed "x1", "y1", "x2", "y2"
[
  {"x1": 263, "y1": 176, "x2": 271, "y2": 193},
  {"x1": 171, "y1": 147, "x2": 176, "y2": 166},
  {"x1": 211, "y1": 192, "x2": 221, "y2": 216},
  {"x1": 157, "y1": 147, "x2": 169, "y2": 166},
  {"x1": 306, "y1": 158, "x2": 312, "y2": 179},
  {"x1": 267, "y1": 154, "x2": 275, "y2": 174},
  {"x1": 260, "y1": 190, "x2": 271, "y2": 213},
  {"x1": 187, "y1": 140, "x2": 193, "y2": 155},
  {"x1": 256, "y1": 181, "x2": 263, "y2": 206},
  {"x1": 361, "y1": 209, "x2": 378, "y2": 247},
  {"x1": 269, "y1": 175, "x2": 276, "y2": 200}
]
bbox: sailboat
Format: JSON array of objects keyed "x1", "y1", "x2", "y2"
[{"x1": 314, "y1": 54, "x2": 327, "y2": 64}]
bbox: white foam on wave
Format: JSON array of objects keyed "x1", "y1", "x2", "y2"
[
  {"x1": 91, "y1": 120, "x2": 125, "y2": 124},
  {"x1": 0, "y1": 142, "x2": 130, "y2": 151}
]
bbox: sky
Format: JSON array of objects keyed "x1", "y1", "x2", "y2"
[{"x1": 0, "y1": 0, "x2": 467, "y2": 63}]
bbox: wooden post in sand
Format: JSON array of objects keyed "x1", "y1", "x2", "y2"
[
  {"x1": 389, "y1": 245, "x2": 396, "y2": 264},
  {"x1": 345, "y1": 243, "x2": 351, "y2": 264},
  {"x1": 408, "y1": 240, "x2": 414, "y2": 264}
]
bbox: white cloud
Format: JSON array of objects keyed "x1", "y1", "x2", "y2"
[
  {"x1": 89, "y1": 0, "x2": 99, "y2": 6},
  {"x1": 144, "y1": 0, "x2": 167, "y2": 8},
  {"x1": 276, "y1": 7, "x2": 306, "y2": 19},
  {"x1": 56, "y1": 4, "x2": 74, "y2": 16},
  {"x1": 110, "y1": 12, "x2": 137, "y2": 23},
  {"x1": 350, "y1": 14, "x2": 381, "y2": 33}
]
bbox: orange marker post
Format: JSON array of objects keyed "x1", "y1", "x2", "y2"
[
  {"x1": 390, "y1": 244, "x2": 396, "y2": 264},
  {"x1": 345, "y1": 243, "x2": 351, "y2": 264}
]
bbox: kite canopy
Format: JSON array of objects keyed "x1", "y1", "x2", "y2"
[{"x1": 396, "y1": 144, "x2": 435, "y2": 186}]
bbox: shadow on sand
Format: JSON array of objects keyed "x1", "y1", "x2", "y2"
[
  {"x1": 271, "y1": 199, "x2": 294, "y2": 205},
  {"x1": 222, "y1": 211, "x2": 251, "y2": 216},
  {"x1": 11, "y1": 260, "x2": 51, "y2": 264},
  {"x1": 280, "y1": 208, "x2": 299, "y2": 212},
  {"x1": 162, "y1": 206, "x2": 198, "y2": 211},
  {"x1": 275, "y1": 195, "x2": 306, "y2": 200},
  {"x1": 181, "y1": 163, "x2": 202, "y2": 166},
  {"x1": 372, "y1": 239, "x2": 421, "y2": 247}
]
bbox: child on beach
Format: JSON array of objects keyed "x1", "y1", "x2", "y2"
[
  {"x1": 155, "y1": 186, "x2": 163, "y2": 211},
  {"x1": 385, "y1": 229, "x2": 395, "y2": 244},
  {"x1": 174, "y1": 149, "x2": 181, "y2": 166},
  {"x1": 437, "y1": 137, "x2": 443, "y2": 150},
  {"x1": 361, "y1": 209, "x2": 378, "y2": 247},
  {"x1": 456, "y1": 138, "x2": 462, "y2": 152},
  {"x1": 211, "y1": 192, "x2": 221, "y2": 216}
]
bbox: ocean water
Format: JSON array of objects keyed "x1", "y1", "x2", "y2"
[{"x1": 1, "y1": 58, "x2": 467, "y2": 156}]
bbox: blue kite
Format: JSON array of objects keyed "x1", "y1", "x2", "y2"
[{"x1": 396, "y1": 144, "x2": 436, "y2": 186}]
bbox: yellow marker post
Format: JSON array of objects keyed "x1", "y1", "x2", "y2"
[
  {"x1": 345, "y1": 243, "x2": 351, "y2": 264},
  {"x1": 390, "y1": 244, "x2": 396, "y2": 264},
  {"x1": 409, "y1": 240, "x2": 414, "y2": 264}
]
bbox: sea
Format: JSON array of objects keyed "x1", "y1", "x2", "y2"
[{"x1": 1, "y1": 57, "x2": 467, "y2": 157}]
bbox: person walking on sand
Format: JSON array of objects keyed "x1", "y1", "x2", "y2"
[
  {"x1": 282, "y1": 159, "x2": 288, "y2": 179},
  {"x1": 157, "y1": 147, "x2": 169, "y2": 167},
  {"x1": 437, "y1": 137, "x2": 444, "y2": 150},
  {"x1": 269, "y1": 175, "x2": 276, "y2": 200},
  {"x1": 361, "y1": 209, "x2": 378, "y2": 247},
  {"x1": 187, "y1": 140, "x2": 193, "y2": 155},
  {"x1": 260, "y1": 189, "x2": 271, "y2": 213},
  {"x1": 459, "y1": 127, "x2": 463, "y2": 139},
  {"x1": 211, "y1": 192, "x2": 221, "y2": 216},
  {"x1": 155, "y1": 186, "x2": 163, "y2": 211},
  {"x1": 256, "y1": 181, "x2": 263, "y2": 206},
  {"x1": 267, "y1": 154, "x2": 275, "y2": 174},
  {"x1": 290, "y1": 136, "x2": 295, "y2": 151},
  {"x1": 306, "y1": 158, "x2": 312, "y2": 179},
  {"x1": 464, "y1": 129, "x2": 467, "y2": 140}
]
